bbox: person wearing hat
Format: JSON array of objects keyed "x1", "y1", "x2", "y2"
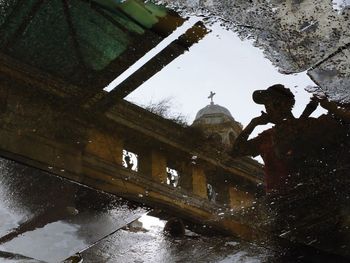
[
  {"x1": 231, "y1": 83, "x2": 348, "y2": 194},
  {"x1": 231, "y1": 84, "x2": 349, "y2": 240},
  {"x1": 230, "y1": 84, "x2": 298, "y2": 194}
]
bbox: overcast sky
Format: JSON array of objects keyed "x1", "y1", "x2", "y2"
[{"x1": 125, "y1": 23, "x2": 325, "y2": 132}]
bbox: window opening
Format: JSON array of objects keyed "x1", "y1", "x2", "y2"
[
  {"x1": 207, "y1": 184, "x2": 216, "y2": 203},
  {"x1": 122, "y1": 149, "x2": 138, "y2": 172},
  {"x1": 166, "y1": 167, "x2": 179, "y2": 187}
]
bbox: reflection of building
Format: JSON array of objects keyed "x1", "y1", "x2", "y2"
[
  {"x1": 191, "y1": 96, "x2": 242, "y2": 148},
  {"x1": 0, "y1": 0, "x2": 265, "y2": 246},
  {"x1": 191, "y1": 94, "x2": 260, "y2": 207}
]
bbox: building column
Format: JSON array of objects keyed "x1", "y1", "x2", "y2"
[
  {"x1": 151, "y1": 150, "x2": 167, "y2": 183},
  {"x1": 178, "y1": 162, "x2": 193, "y2": 191},
  {"x1": 138, "y1": 148, "x2": 152, "y2": 178},
  {"x1": 192, "y1": 166, "x2": 208, "y2": 199}
]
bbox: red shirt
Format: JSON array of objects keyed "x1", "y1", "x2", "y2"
[
  {"x1": 254, "y1": 128, "x2": 291, "y2": 193},
  {"x1": 250, "y1": 119, "x2": 302, "y2": 193}
]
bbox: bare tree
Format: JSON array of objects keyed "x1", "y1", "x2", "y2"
[{"x1": 143, "y1": 97, "x2": 189, "y2": 126}]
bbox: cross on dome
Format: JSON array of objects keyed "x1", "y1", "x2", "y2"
[{"x1": 208, "y1": 91, "x2": 216, "y2": 105}]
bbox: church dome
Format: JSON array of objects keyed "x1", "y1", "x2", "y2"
[
  {"x1": 195, "y1": 104, "x2": 233, "y2": 121},
  {"x1": 191, "y1": 93, "x2": 243, "y2": 147}
]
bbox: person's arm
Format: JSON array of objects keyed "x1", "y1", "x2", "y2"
[
  {"x1": 301, "y1": 95, "x2": 350, "y2": 122},
  {"x1": 230, "y1": 112, "x2": 270, "y2": 157},
  {"x1": 300, "y1": 96, "x2": 319, "y2": 119}
]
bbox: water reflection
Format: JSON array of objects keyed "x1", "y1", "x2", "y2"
[
  {"x1": 229, "y1": 84, "x2": 350, "y2": 259},
  {"x1": 0, "y1": 158, "x2": 148, "y2": 262},
  {"x1": 126, "y1": 22, "x2": 324, "y2": 129},
  {"x1": 0, "y1": 250, "x2": 42, "y2": 262},
  {"x1": 165, "y1": 0, "x2": 350, "y2": 104},
  {"x1": 82, "y1": 214, "x2": 270, "y2": 263},
  {"x1": 82, "y1": 214, "x2": 350, "y2": 262},
  {"x1": 0, "y1": 221, "x2": 86, "y2": 262}
]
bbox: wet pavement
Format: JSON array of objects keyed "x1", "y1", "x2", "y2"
[
  {"x1": 0, "y1": 158, "x2": 148, "y2": 262},
  {"x1": 0, "y1": 158, "x2": 295, "y2": 263},
  {"x1": 0, "y1": 1, "x2": 349, "y2": 262},
  {"x1": 82, "y1": 214, "x2": 270, "y2": 263},
  {"x1": 0, "y1": 157, "x2": 274, "y2": 263},
  {"x1": 81, "y1": 214, "x2": 350, "y2": 263},
  {"x1": 0, "y1": 157, "x2": 349, "y2": 262},
  {"x1": 0, "y1": 155, "x2": 270, "y2": 263}
]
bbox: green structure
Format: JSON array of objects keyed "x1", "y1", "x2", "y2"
[{"x1": 0, "y1": 0, "x2": 207, "y2": 103}]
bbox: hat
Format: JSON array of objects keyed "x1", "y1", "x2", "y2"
[{"x1": 253, "y1": 84, "x2": 295, "y2": 105}]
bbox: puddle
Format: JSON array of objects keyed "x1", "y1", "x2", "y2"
[
  {"x1": 0, "y1": 1, "x2": 349, "y2": 262},
  {"x1": 81, "y1": 214, "x2": 270, "y2": 263},
  {"x1": 0, "y1": 158, "x2": 148, "y2": 262},
  {"x1": 126, "y1": 22, "x2": 325, "y2": 130}
]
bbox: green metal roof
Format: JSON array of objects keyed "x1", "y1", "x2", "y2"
[{"x1": 0, "y1": 0, "x2": 184, "y2": 89}]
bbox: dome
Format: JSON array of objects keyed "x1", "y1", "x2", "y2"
[
  {"x1": 192, "y1": 101, "x2": 243, "y2": 146},
  {"x1": 194, "y1": 104, "x2": 233, "y2": 121}
]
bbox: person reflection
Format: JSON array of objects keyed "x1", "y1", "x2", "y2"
[
  {"x1": 230, "y1": 84, "x2": 349, "y2": 239},
  {"x1": 230, "y1": 84, "x2": 298, "y2": 195},
  {"x1": 231, "y1": 84, "x2": 349, "y2": 197}
]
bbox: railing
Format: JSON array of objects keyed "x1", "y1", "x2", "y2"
[{"x1": 84, "y1": 125, "x2": 262, "y2": 212}]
